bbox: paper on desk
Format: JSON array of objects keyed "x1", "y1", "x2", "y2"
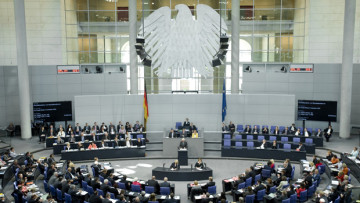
[
  {"x1": 129, "y1": 192, "x2": 134, "y2": 195},
  {"x1": 355, "y1": 160, "x2": 360, "y2": 164},
  {"x1": 174, "y1": 196, "x2": 180, "y2": 199},
  {"x1": 161, "y1": 196, "x2": 166, "y2": 199},
  {"x1": 0, "y1": 167, "x2": 7, "y2": 170},
  {"x1": 331, "y1": 180, "x2": 339, "y2": 185},
  {"x1": 237, "y1": 189, "x2": 244, "y2": 193},
  {"x1": 296, "y1": 179, "x2": 303, "y2": 183}
]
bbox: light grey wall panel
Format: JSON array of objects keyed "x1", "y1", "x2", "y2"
[{"x1": 75, "y1": 94, "x2": 296, "y2": 132}]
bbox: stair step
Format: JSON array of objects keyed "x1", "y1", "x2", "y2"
[
  {"x1": 204, "y1": 148, "x2": 221, "y2": 151},
  {"x1": 204, "y1": 151, "x2": 221, "y2": 157},
  {"x1": 204, "y1": 141, "x2": 221, "y2": 144},
  {"x1": 145, "y1": 148, "x2": 163, "y2": 151},
  {"x1": 147, "y1": 141, "x2": 162, "y2": 144},
  {"x1": 145, "y1": 151, "x2": 163, "y2": 157}
]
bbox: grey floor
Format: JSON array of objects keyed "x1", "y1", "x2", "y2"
[{"x1": 0, "y1": 132, "x2": 359, "y2": 202}]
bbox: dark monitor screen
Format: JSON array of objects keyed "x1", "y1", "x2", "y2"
[
  {"x1": 297, "y1": 100, "x2": 337, "y2": 122},
  {"x1": 33, "y1": 101, "x2": 72, "y2": 123}
]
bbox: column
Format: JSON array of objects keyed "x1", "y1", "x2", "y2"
[
  {"x1": 14, "y1": 0, "x2": 31, "y2": 139},
  {"x1": 231, "y1": 0, "x2": 240, "y2": 94},
  {"x1": 339, "y1": 0, "x2": 356, "y2": 139},
  {"x1": 129, "y1": 0, "x2": 138, "y2": 94}
]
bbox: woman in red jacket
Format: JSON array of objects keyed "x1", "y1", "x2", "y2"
[{"x1": 296, "y1": 183, "x2": 306, "y2": 197}]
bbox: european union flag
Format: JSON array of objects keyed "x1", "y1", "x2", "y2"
[{"x1": 222, "y1": 79, "x2": 227, "y2": 122}]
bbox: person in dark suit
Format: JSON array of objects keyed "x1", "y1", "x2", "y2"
[
  {"x1": 232, "y1": 174, "x2": 244, "y2": 190},
  {"x1": 179, "y1": 138, "x2": 188, "y2": 149},
  {"x1": 262, "y1": 126, "x2": 269, "y2": 134},
  {"x1": 74, "y1": 123, "x2": 82, "y2": 135},
  {"x1": 116, "y1": 121, "x2": 123, "y2": 132},
  {"x1": 252, "y1": 126, "x2": 259, "y2": 134},
  {"x1": 163, "y1": 193, "x2": 177, "y2": 203},
  {"x1": 259, "y1": 139, "x2": 268, "y2": 149},
  {"x1": 92, "y1": 122, "x2": 100, "y2": 133},
  {"x1": 289, "y1": 124, "x2": 297, "y2": 134},
  {"x1": 168, "y1": 129, "x2": 176, "y2": 138},
  {"x1": 222, "y1": 123, "x2": 229, "y2": 132},
  {"x1": 228, "y1": 121, "x2": 235, "y2": 135},
  {"x1": 253, "y1": 180, "x2": 266, "y2": 194},
  {"x1": 68, "y1": 184, "x2": 81, "y2": 203},
  {"x1": 296, "y1": 142, "x2": 306, "y2": 152},
  {"x1": 189, "y1": 123, "x2": 197, "y2": 132},
  {"x1": 136, "y1": 138, "x2": 144, "y2": 147},
  {"x1": 282, "y1": 127, "x2": 289, "y2": 135},
  {"x1": 303, "y1": 128, "x2": 311, "y2": 137},
  {"x1": 264, "y1": 161, "x2": 272, "y2": 171},
  {"x1": 61, "y1": 179, "x2": 71, "y2": 195},
  {"x1": 205, "y1": 176, "x2": 215, "y2": 190},
  {"x1": 271, "y1": 140, "x2": 278, "y2": 149},
  {"x1": 83, "y1": 123, "x2": 91, "y2": 134},
  {"x1": 315, "y1": 128, "x2": 323, "y2": 137},
  {"x1": 159, "y1": 177, "x2": 171, "y2": 187},
  {"x1": 244, "y1": 125, "x2": 251, "y2": 134},
  {"x1": 100, "y1": 179, "x2": 111, "y2": 195},
  {"x1": 91, "y1": 177, "x2": 101, "y2": 190},
  {"x1": 120, "y1": 175, "x2": 131, "y2": 190},
  {"x1": 284, "y1": 161, "x2": 292, "y2": 178},
  {"x1": 89, "y1": 191, "x2": 102, "y2": 203},
  {"x1": 324, "y1": 125, "x2": 333, "y2": 142},
  {"x1": 147, "y1": 176, "x2": 160, "y2": 194},
  {"x1": 170, "y1": 160, "x2": 180, "y2": 170},
  {"x1": 39, "y1": 126, "x2": 47, "y2": 143},
  {"x1": 286, "y1": 185, "x2": 296, "y2": 198},
  {"x1": 183, "y1": 118, "x2": 190, "y2": 127}
]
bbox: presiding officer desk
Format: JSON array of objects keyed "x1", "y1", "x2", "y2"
[
  {"x1": 53, "y1": 138, "x2": 146, "y2": 155},
  {"x1": 223, "y1": 132, "x2": 323, "y2": 147},
  {"x1": 46, "y1": 132, "x2": 146, "y2": 148},
  {"x1": 61, "y1": 146, "x2": 146, "y2": 161},
  {"x1": 152, "y1": 167, "x2": 213, "y2": 181},
  {"x1": 163, "y1": 138, "x2": 204, "y2": 158}
]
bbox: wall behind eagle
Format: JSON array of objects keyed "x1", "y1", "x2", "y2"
[{"x1": 74, "y1": 94, "x2": 295, "y2": 132}]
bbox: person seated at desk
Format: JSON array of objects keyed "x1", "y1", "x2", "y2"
[
  {"x1": 222, "y1": 123, "x2": 229, "y2": 132},
  {"x1": 74, "y1": 123, "x2": 81, "y2": 135},
  {"x1": 296, "y1": 142, "x2": 306, "y2": 152},
  {"x1": 347, "y1": 147, "x2": 359, "y2": 158},
  {"x1": 179, "y1": 138, "x2": 188, "y2": 149},
  {"x1": 168, "y1": 128, "x2": 177, "y2": 138},
  {"x1": 125, "y1": 137, "x2": 132, "y2": 147},
  {"x1": 99, "y1": 126, "x2": 107, "y2": 134},
  {"x1": 65, "y1": 143, "x2": 71, "y2": 151},
  {"x1": 271, "y1": 140, "x2": 278, "y2": 149},
  {"x1": 83, "y1": 123, "x2": 91, "y2": 134},
  {"x1": 262, "y1": 126, "x2": 269, "y2": 134},
  {"x1": 66, "y1": 124, "x2": 73, "y2": 136},
  {"x1": 88, "y1": 142, "x2": 98, "y2": 150},
  {"x1": 183, "y1": 118, "x2": 190, "y2": 127},
  {"x1": 179, "y1": 129, "x2": 187, "y2": 138},
  {"x1": 228, "y1": 121, "x2": 235, "y2": 134},
  {"x1": 109, "y1": 125, "x2": 116, "y2": 136},
  {"x1": 289, "y1": 123, "x2": 297, "y2": 134},
  {"x1": 272, "y1": 126, "x2": 280, "y2": 135},
  {"x1": 190, "y1": 122, "x2": 197, "y2": 132},
  {"x1": 136, "y1": 138, "x2": 144, "y2": 147},
  {"x1": 133, "y1": 121, "x2": 141, "y2": 132},
  {"x1": 147, "y1": 176, "x2": 160, "y2": 194},
  {"x1": 90, "y1": 126, "x2": 97, "y2": 135},
  {"x1": 252, "y1": 126, "x2": 259, "y2": 134},
  {"x1": 113, "y1": 137, "x2": 120, "y2": 147},
  {"x1": 160, "y1": 177, "x2": 171, "y2": 187},
  {"x1": 296, "y1": 183, "x2": 306, "y2": 197},
  {"x1": 170, "y1": 160, "x2": 180, "y2": 170},
  {"x1": 39, "y1": 126, "x2": 47, "y2": 143},
  {"x1": 282, "y1": 127, "x2": 289, "y2": 135},
  {"x1": 303, "y1": 128, "x2": 311, "y2": 137},
  {"x1": 132, "y1": 177, "x2": 142, "y2": 189},
  {"x1": 118, "y1": 125, "x2": 126, "y2": 135},
  {"x1": 103, "y1": 132, "x2": 109, "y2": 140},
  {"x1": 259, "y1": 139, "x2": 268, "y2": 149},
  {"x1": 57, "y1": 128, "x2": 65, "y2": 137},
  {"x1": 69, "y1": 133, "x2": 76, "y2": 143},
  {"x1": 284, "y1": 161, "x2": 292, "y2": 178},
  {"x1": 205, "y1": 176, "x2": 215, "y2": 189},
  {"x1": 314, "y1": 128, "x2": 323, "y2": 137},
  {"x1": 195, "y1": 158, "x2": 204, "y2": 170},
  {"x1": 324, "y1": 125, "x2": 333, "y2": 142},
  {"x1": 79, "y1": 132, "x2": 85, "y2": 142},
  {"x1": 294, "y1": 129, "x2": 301, "y2": 136},
  {"x1": 48, "y1": 128, "x2": 55, "y2": 138},
  {"x1": 92, "y1": 122, "x2": 100, "y2": 133},
  {"x1": 77, "y1": 142, "x2": 84, "y2": 150},
  {"x1": 100, "y1": 122, "x2": 108, "y2": 132},
  {"x1": 244, "y1": 125, "x2": 251, "y2": 134},
  {"x1": 253, "y1": 180, "x2": 266, "y2": 194},
  {"x1": 56, "y1": 136, "x2": 64, "y2": 144},
  {"x1": 192, "y1": 129, "x2": 199, "y2": 138},
  {"x1": 90, "y1": 132, "x2": 97, "y2": 141},
  {"x1": 100, "y1": 140, "x2": 107, "y2": 148}
]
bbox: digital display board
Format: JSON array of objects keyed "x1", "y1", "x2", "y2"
[
  {"x1": 297, "y1": 100, "x2": 337, "y2": 122},
  {"x1": 290, "y1": 64, "x2": 314, "y2": 73},
  {"x1": 57, "y1": 65, "x2": 80, "y2": 74},
  {"x1": 33, "y1": 101, "x2": 72, "y2": 123}
]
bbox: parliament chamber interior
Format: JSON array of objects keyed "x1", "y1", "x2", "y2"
[{"x1": 1, "y1": 0, "x2": 360, "y2": 202}]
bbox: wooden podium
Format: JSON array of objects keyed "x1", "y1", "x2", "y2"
[{"x1": 178, "y1": 149, "x2": 188, "y2": 166}]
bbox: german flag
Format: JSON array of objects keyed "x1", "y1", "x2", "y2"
[{"x1": 143, "y1": 81, "x2": 149, "y2": 129}]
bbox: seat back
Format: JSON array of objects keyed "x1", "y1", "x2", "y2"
[
  {"x1": 257, "y1": 136, "x2": 264, "y2": 141},
  {"x1": 290, "y1": 194, "x2": 297, "y2": 203},
  {"x1": 145, "y1": 186, "x2": 155, "y2": 194},
  {"x1": 118, "y1": 182, "x2": 126, "y2": 190},
  {"x1": 307, "y1": 128, "x2": 312, "y2": 133},
  {"x1": 65, "y1": 193, "x2": 72, "y2": 203},
  {"x1": 56, "y1": 188, "x2": 63, "y2": 201},
  {"x1": 109, "y1": 192, "x2": 115, "y2": 199},
  {"x1": 131, "y1": 184, "x2": 141, "y2": 192},
  {"x1": 97, "y1": 189, "x2": 104, "y2": 196},
  {"x1": 281, "y1": 137, "x2": 288, "y2": 142},
  {"x1": 235, "y1": 142, "x2": 243, "y2": 148},
  {"x1": 269, "y1": 185, "x2": 277, "y2": 193},
  {"x1": 160, "y1": 187, "x2": 170, "y2": 195},
  {"x1": 245, "y1": 194, "x2": 255, "y2": 203},
  {"x1": 99, "y1": 175, "x2": 104, "y2": 183},
  {"x1": 254, "y1": 174, "x2": 261, "y2": 183},
  {"x1": 175, "y1": 122, "x2": 182, "y2": 129},
  {"x1": 269, "y1": 136, "x2": 277, "y2": 141},
  {"x1": 305, "y1": 138, "x2": 313, "y2": 145},
  {"x1": 238, "y1": 182, "x2": 245, "y2": 189},
  {"x1": 138, "y1": 134, "x2": 144, "y2": 139},
  {"x1": 279, "y1": 126, "x2": 285, "y2": 131},
  {"x1": 245, "y1": 177, "x2": 252, "y2": 187},
  {"x1": 237, "y1": 125, "x2": 243, "y2": 132},
  {"x1": 318, "y1": 165, "x2": 325, "y2": 175},
  {"x1": 334, "y1": 196, "x2": 340, "y2": 203},
  {"x1": 254, "y1": 125, "x2": 260, "y2": 130},
  {"x1": 283, "y1": 143, "x2": 291, "y2": 151},
  {"x1": 270, "y1": 126, "x2": 276, "y2": 132},
  {"x1": 261, "y1": 169, "x2": 271, "y2": 179},
  {"x1": 293, "y1": 137, "x2": 300, "y2": 143},
  {"x1": 224, "y1": 134, "x2": 231, "y2": 139},
  {"x1": 247, "y1": 142, "x2": 254, "y2": 149},
  {"x1": 307, "y1": 185, "x2": 315, "y2": 197},
  {"x1": 282, "y1": 198, "x2": 290, "y2": 203},
  {"x1": 223, "y1": 140, "x2": 231, "y2": 148},
  {"x1": 82, "y1": 180, "x2": 88, "y2": 190},
  {"x1": 246, "y1": 135, "x2": 253, "y2": 140},
  {"x1": 299, "y1": 190, "x2": 307, "y2": 202},
  {"x1": 256, "y1": 189, "x2": 265, "y2": 201},
  {"x1": 208, "y1": 185, "x2": 216, "y2": 194},
  {"x1": 44, "y1": 180, "x2": 50, "y2": 193},
  {"x1": 235, "y1": 134, "x2": 242, "y2": 141},
  {"x1": 291, "y1": 167, "x2": 295, "y2": 180},
  {"x1": 50, "y1": 185, "x2": 56, "y2": 197},
  {"x1": 87, "y1": 185, "x2": 94, "y2": 195},
  {"x1": 282, "y1": 184, "x2": 289, "y2": 189},
  {"x1": 13, "y1": 193, "x2": 19, "y2": 203}
]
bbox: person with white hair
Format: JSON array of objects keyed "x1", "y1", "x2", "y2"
[
  {"x1": 100, "y1": 179, "x2": 111, "y2": 194},
  {"x1": 132, "y1": 177, "x2": 142, "y2": 189}
]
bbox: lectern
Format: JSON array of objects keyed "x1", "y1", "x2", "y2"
[{"x1": 178, "y1": 149, "x2": 188, "y2": 165}]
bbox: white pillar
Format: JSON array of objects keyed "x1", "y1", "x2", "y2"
[
  {"x1": 129, "y1": 0, "x2": 138, "y2": 94},
  {"x1": 339, "y1": 0, "x2": 356, "y2": 139},
  {"x1": 231, "y1": 0, "x2": 240, "y2": 94},
  {"x1": 14, "y1": 0, "x2": 32, "y2": 139}
]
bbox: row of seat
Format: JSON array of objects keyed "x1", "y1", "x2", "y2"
[
  {"x1": 236, "y1": 125, "x2": 319, "y2": 133},
  {"x1": 223, "y1": 141, "x2": 303, "y2": 151},
  {"x1": 223, "y1": 134, "x2": 314, "y2": 144}
]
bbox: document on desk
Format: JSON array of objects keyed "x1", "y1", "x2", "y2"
[{"x1": 331, "y1": 180, "x2": 339, "y2": 185}]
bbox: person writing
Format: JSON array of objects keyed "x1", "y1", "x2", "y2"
[
  {"x1": 192, "y1": 129, "x2": 199, "y2": 138},
  {"x1": 170, "y1": 160, "x2": 180, "y2": 170},
  {"x1": 195, "y1": 158, "x2": 204, "y2": 170},
  {"x1": 179, "y1": 138, "x2": 188, "y2": 149}
]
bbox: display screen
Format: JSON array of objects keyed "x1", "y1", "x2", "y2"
[
  {"x1": 33, "y1": 101, "x2": 72, "y2": 123},
  {"x1": 297, "y1": 100, "x2": 337, "y2": 122}
]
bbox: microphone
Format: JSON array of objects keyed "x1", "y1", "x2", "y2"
[
  {"x1": 163, "y1": 163, "x2": 165, "y2": 168},
  {"x1": 191, "y1": 164, "x2": 193, "y2": 171},
  {"x1": 204, "y1": 163, "x2": 207, "y2": 169}
]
